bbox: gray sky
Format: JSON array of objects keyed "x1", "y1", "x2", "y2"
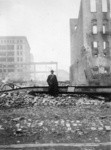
[{"x1": 0, "y1": 0, "x2": 81, "y2": 72}]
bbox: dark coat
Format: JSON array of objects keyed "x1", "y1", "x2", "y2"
[{"x1": 47, "y1": 74, "x2": 58, "y2": 96}]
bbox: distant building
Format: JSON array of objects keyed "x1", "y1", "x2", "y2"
[
  {"x1": 70, "y1": 0, "x2": 111, "y2": 86},
  {"x1": 0, "y1": 36, "x2": 31, "y2": 78}
]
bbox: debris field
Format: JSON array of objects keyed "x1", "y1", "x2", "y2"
[{"x1": 0, "y1": 90, "x2": 110, "y2": 150}]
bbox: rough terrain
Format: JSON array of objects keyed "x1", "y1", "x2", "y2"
[{"x1": 0, "y1": 91, "x2": 110, "y2": 150}]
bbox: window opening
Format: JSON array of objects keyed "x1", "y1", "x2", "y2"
[
  {"x1": 92, "y1": 41, "x2": 98, "y2": 57},
  {"x1": 7, "y1": 57, "x2": 14, "y2": 62},
  {"x1": 103, "y1": 41, "x2": 106, "y2": 49},
  {"x1": 17, "y1": 45, "x2": 19, "y2": 50},
  {"x1": 103, "y1": 41, "x2": 109, "y2": 56},
  {"x1": 20, "y1": 45, "x2": 22, "y2": 49},
  {"x1": 103, "y1": 25, "x2": 106, "y2": 34},
  {"x1": 93, "y1": 41, "x2": 97, "y2": 48},
  {"x1": 103, "y1": 19, "x2": 108, "y2": 33},
  {"x1": 102, "y1": 0, "x2": 108, "y2": 12},
  {"x1": 93, "y1": 25, "x2": 97, "y2": 34},
  {"x1": 90, "y1": 0, "x2": 96, "y2": 12},
  {"x1": 74, "y1": 25, "x2": 77, "y2": 30},
  {"x1": 17, "y1": 51, "x2": 19, "y2": 55},
  {"x1": 20, "y1": 51, "x2": 22, "y2": 55},
  {"x1": 21, "y1": 58, "x2": 23, "y2": 62}
]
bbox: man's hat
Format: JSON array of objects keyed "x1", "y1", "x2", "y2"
[{"x1": 51, "y1": 70, "x2": 54, "y2": 72}]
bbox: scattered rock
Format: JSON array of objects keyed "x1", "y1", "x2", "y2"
[
  {"x1": 95, "y1": 137, "x2": 100, "y2": 143},
  {"x1": 98, "y1": 127, "x2": 104, "y2": 131},
  {"x1": 0, "y1": 125, "x2": 4, "y2": 130},
  {"x1": 38, "y1": 121, "x2": 44, "y2": 127},
  {"x1": 17, "y1": 140, "x2": 20, "y2": 143},
  {"x1": 105, "y1": 126, "x2": 111, "y2": 131},
  {"x1": 0, "y1": 91, "x2": 110, "y2": 144},
  {"x1": 91, "y1": 127, "x2": 97, "y2": 131}
]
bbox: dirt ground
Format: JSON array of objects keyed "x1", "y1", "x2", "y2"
[{"x1": 0, "y1": 92, "x2": 110, "y2": 150}]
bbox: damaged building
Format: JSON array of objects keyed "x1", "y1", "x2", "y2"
[{"x1": 70, "y1": 0, "x2": 111, "y2": 86}]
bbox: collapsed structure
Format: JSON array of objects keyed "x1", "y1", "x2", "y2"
[{"x1": 70, "y1": 0, "x2": 111, "y2": 86}]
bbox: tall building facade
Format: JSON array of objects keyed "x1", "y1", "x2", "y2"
[
  {"x1": 70, "y1": 0, "x2": 111, "y2": 86},
  {"x1": 0, "y1": 36, "x2": 31, "y2": 78}
]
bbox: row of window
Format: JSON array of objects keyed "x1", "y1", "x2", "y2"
[
  {"x1": 0, "y1": 57, "x2": 14, "y2": 62},
  {"x1": 0, "y1": 45, "x2": 23, "y2": 50},
  {"x1": 0, "y1": 69, "x2": 25, "y2": 73},
  {"x1": 0, "y1": 57, "x2": 23, "y2": 62},
  {"x1": 0, "y1": 40, "x2": 23, "y2": 44},
  {"x1": 92, "y1": 19, "x2": 108, "y2": 34},
  {"x1": 17, "y1": 57, "x2": 23, "y2": 62},
  {"x1": 92, "y1": 41, "x2": 109, "y2": 49},
  {"x1": 0, "y1": 64, "x2": 24, "y2": 68},
  {"x1": 74, "y1": 19, "x2": 108, "y2": 32},
  {"x1": 17, "y1": 51, "x2": 23, "y2": 55},
  {"x1": 92, "y1": 41, "x2": 109, "y2": 57},
  {"x1": 92, "y1": 25, "x2": 107, "y2": 34},
  {"x1": 0, "y1": 45, "x2": 14, "y2": 50},
  {"x1": 17, "y1": 45, "x2": 23, "y2": 50},
  {"x1": 92, "y1": 49, "x2": 109, "y2": 57},
  {"x1": 0, "y1": 51, "x2": 23, "y2": 56},
  {"x1": 90, "y1": 0, "x2": 108, "y2": 12},
  {"x1": 0, "y1": 69, "x2": 14, "y2": 73},
  {"x1": 0, "y1": 52, "x2": 14, "y2": 56}
]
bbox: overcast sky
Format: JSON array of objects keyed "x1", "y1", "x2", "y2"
[{"x1": 0, "y1": 0, "x2": 81, "y2": 72}]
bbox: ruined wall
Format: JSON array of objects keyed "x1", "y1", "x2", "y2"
[
  {"x1": 70, "y1": 0, "x2": 111, "y2": 85},
  {"x1": 70, "y1": 0, "x2": 87, "y2": 85},
  {"x1": 74, "y1": 1, "x2": 84, "y2": 62},
  {"x1": 70, "y1": 19, "x2": 78, "y2": 65},
  {"x1": 82, "y1": 0, "x2": 111, "y2": 85},
  {"x1": 83, "y1": 0, "x2": 111, "y2": 69}
]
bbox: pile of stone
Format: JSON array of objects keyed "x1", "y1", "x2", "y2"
[
  {"x1": 0, "y1": 91, "x2": 111, "y2": 144},
  {"x1": 0, "y1": 111, "x2": 110, "y2": 144},
  {"x1": 0, "y1": 91, "x2": 107, "y2": 109}
]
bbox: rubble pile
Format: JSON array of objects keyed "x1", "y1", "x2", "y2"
[
  {"x1": 0, "y1": 91, "x2": 106, "y2": 108},
  {"x1": 0, "y1": 91, "x2": 110, "y2": 145}
]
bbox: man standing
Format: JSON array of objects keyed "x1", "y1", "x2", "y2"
[{"x1": 47, "y1": 70, "x2": 58, "y2": 97}]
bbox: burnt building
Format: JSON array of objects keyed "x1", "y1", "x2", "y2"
[
  {"x1": 0, "y1": 36, "x2": 31, "y2": 78},
  {"x1": 70, "y1": 0, "x2": 111, "y2": 86}
]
